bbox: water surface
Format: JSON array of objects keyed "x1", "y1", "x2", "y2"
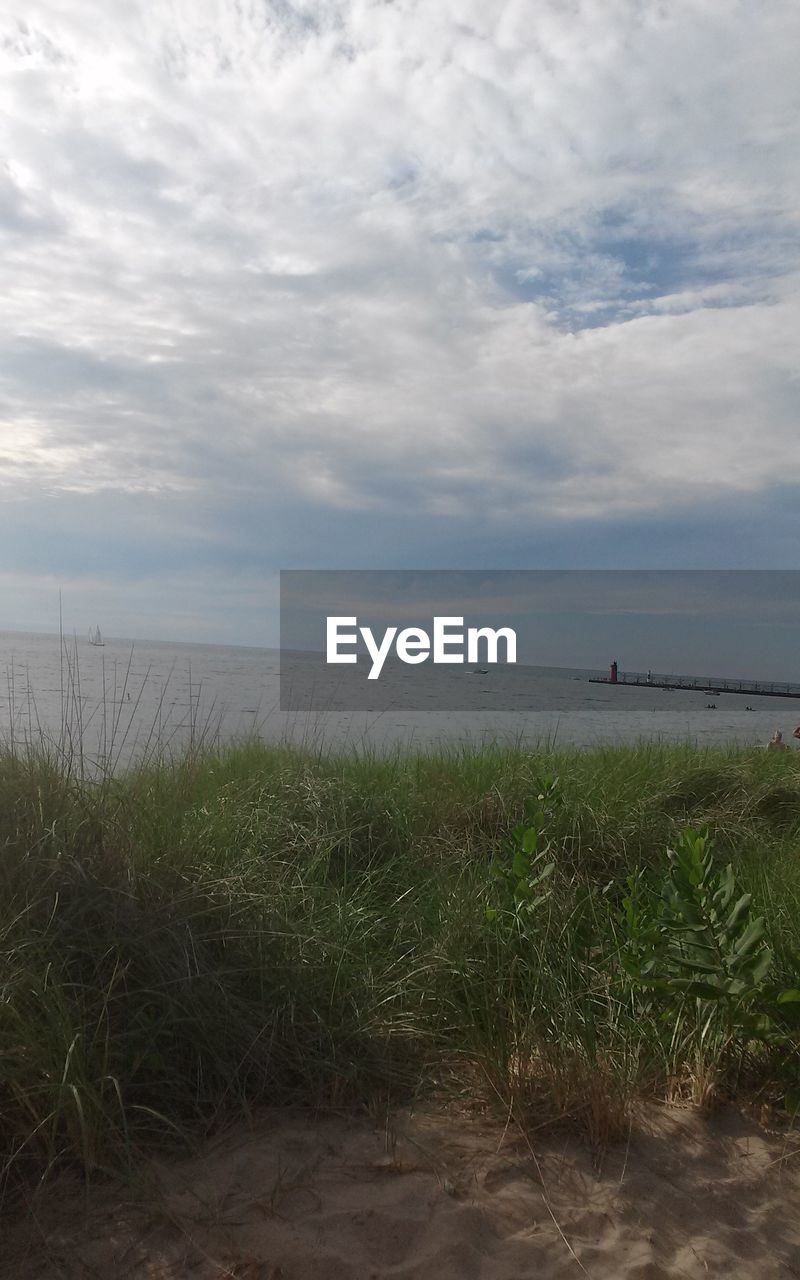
[{"x1": 1, "y1": 630, "x2": 795, "y2": 769}]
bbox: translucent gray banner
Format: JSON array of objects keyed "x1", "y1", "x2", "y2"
[{"x1": 279, "y1": 570, "x2": 800, "y2": 712}]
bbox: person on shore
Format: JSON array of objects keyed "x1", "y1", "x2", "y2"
[{"x1": 768, "y1": 730, "x2": 789, "y2": 750}]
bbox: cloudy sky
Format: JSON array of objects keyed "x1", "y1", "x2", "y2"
[{"x1": 1, "y1": 0, "x2": 799, "y2": 645}]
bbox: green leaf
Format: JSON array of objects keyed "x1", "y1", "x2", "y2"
[
  {"x1": 737, "y1": 948, "x2": 773, "y2": 987},
  {"x1": 529, "y1": 891, "x2": 551, "y2": 910},
  {"x1": 713, "y1": 865, "x2": 736, "y2": 911},
  {"x1": 668, "y1": 956, "x2": 721, "y2": 974},
  {"x1": 733, "y1": 917, "x2": 766, "y2": 956},
  {"x1": 670, "y1": 902, "x2": 706, "y2": 928},
  {"x1": 777, "y1": 988, "x2": 800, "y2": 1004},
  {"x1": 723, "y1": 894, "x2": 753, "y2": 935},
  {"x1": 531, "y1": 858, "x2": 555, "y2": 882},
  {"x1": 681, "y1": 980, "x2": 729, "y2": 1000},
  {"x1": 675, "y1": 978, "x2": 727, "y2": 999},
  {"x1": 521, "y1": 827, "x2": 539, "y2": 853},
  {"x1": 511, "y1": 849, "x2": 529, "y2": 880}
]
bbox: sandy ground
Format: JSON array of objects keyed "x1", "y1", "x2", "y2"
[{"x1": 7, "y1": 1103, "x2": 800, "y2": 1280}]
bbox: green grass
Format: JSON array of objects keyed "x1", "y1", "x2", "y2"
[{"x1": 2, "y1": 738, "x2": 800, "y2": 1202}]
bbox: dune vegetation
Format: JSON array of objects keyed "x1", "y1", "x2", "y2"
[{"x1": 2, "y1": 736, "x2": 800, "y2": 1205}]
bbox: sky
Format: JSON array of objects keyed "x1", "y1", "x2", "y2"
[{"x1": 1, "y1": 0, "x2": 799, "y2": 647}]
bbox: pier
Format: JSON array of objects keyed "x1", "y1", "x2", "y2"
[{"x1": 590, "y1": 668, "x2": 800, "y2": 700}]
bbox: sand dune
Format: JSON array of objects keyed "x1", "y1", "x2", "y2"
[{"x1": 8, "y1": 1103, "x2": 800, "y2": 1279}]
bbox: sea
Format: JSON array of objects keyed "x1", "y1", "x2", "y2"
[{"x1": 0, "y1": 629, "x2": 796, "y2": 771}]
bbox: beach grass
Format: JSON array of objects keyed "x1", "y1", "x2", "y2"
[{"x1": 2, "y1": 737, "x2": 800, "y2": 1203}]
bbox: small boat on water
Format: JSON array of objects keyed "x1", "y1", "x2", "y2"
[{"x1": 88, "y1": 625, "x2": 105, "y2": 647}]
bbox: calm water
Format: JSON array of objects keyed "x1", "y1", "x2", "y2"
[{"x1": 0, "y1": 629, "x2": 795, "y2": 770}]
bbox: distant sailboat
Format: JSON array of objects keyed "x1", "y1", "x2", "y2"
[{"x1": 88, "y1": 625, "x2": 104, "y2": 647}]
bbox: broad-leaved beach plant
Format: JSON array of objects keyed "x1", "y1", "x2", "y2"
[
  {"x1": 485, "y1": 775, "x2": 559, "y2": 923},
  {"x1": 622, "y1": 828, "x2": 800, "y2": 1101}
]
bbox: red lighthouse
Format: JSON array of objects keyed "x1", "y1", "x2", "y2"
[{"x1": 610, "y1": 660, "x2": 618, "y2": 684}]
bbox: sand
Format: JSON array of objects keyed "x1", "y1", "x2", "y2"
[{"x1": 7, "y1": 1103, "x2": 800, "y2": 1279}]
